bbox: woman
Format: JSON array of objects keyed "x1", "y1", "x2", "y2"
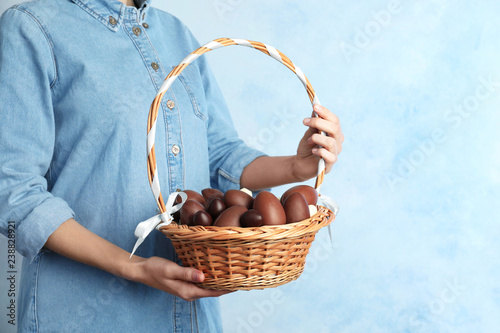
[{"x1": 0, "y1": 0, "x2": 343, "y2": 331}]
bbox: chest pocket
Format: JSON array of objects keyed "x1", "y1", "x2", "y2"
[{"x1": 177, "y1": 64, "x2": 207, "y2": 122}]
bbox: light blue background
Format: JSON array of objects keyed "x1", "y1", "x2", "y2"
[{"x1": 1, "y1": 0, "x2": 499, "y2": 332}]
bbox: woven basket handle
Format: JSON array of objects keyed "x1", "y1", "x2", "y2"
[{"x1": 147, "y1": 38, "x2": 327, "y2": 214}]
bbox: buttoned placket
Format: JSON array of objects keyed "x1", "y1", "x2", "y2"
[
  {"x1": 120, "y1": 6, "x2": 190, "y2": 332},
  {"x1": 121, "y1": 6, "x2": 185, "y2": 195}
]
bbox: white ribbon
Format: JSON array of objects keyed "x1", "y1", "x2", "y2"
[
  {"x1": 130, "y1": 191, "x2": 187, "y2": 258},
  {"x1": 318, "y1": 195, "x2": 339, "y2": 216},
  {"x1": 317, "y1": 195, "x2": 340, "y2": 247}
]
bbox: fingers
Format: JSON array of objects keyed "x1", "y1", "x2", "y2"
[
  {"x1": 313, "y1": 104, "x2": 338, "y2": 122},
  {"x1": 170, "y1": 279, "x2": 233, "y2": 302},
  {"x1": 300, "y1": 105, "x2": 343, "y2": 174},
  {"x1": 308, "y1": 133, "x2": 342, "y2": 154},
  {"x1": 299, "y1": 126, "x2": 318, "y2": 147},
  {"x1": 312, "y1": 147, "x2": 337, "y2": 173},
  {"x1": 308, "y1": 104, "x2": 344, "y2": 142},
  {"x1": 154, "y1": 259, "x2": 234, "y2": 301},
  {"x1": 169, "y1": 264, "x2": 205, "y2": 283},
  {"x1": 303, "y1": 105, "x2": 343, "y2": 154},
  {"x1": 303, "y1": 116, "x2": 344, "y2": 144}
]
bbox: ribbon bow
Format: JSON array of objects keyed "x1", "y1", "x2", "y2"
[
  {"x1": 317, "y1": 194, "x2": 340, "y2": 247},
  {"x1": 130, "y1": 191, "x2": 187, "y2": 258},
  {"x1": 317, "y1": 195, "x2": 339, "y2": 216}
]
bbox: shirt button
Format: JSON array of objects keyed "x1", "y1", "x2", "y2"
[
  {"x1": 133, "y1": 27, "x2": 141, "y2": 36},
  {"x1": 142, "y1": 23, "x2": 149, "y2": 29},
  {"x1": 166, "y1": 100, "x2": 175, "y2": 110},
  {"x1": 151, "y1": 62, "x2": 159, "y2": 71},
  {"x1": 109, "y1": 16, "x2": 117, "y2": 25},
  {"x1": 172, "y1": 145, "x2": 180, "y2": 156}
]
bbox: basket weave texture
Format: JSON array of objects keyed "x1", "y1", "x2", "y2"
[
  {"x1": 160, "y1": 207, "x2": 334, "y2": 290},
  {"x1": 148, "y1": 38, "x2": 336, "y2": 290}
]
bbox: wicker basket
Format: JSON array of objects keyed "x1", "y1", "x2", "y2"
[{"x1": 146, "y1": 38, "x2": 336, "y2": 290}]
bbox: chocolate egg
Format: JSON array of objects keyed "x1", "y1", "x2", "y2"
[
  {"x1": 253, "y1": 191, "x2": 286, "y2": 225},
  {"x1": 280, "y1": 185, "x2": 318, "y2": 206},
  {"x1": 224, "y1": 189, "x2": 253, "y2": 209},
  {"x1": 205, "y1": 196, "x2": 226, "y2": 219},
  {"x1": 180, "y1": 200, "x2": 205, "y2": 226},
  {"x1": 192, "y1": 210, "x2": 213, "y2": 226},
  {"x1": 172, "y1": 210, "x2": 181, "y2": 223},
  {"x1": 181, "y1": 190, "x2": 206, "y2": 206},
  {"x1": 202, "y1": 188, "x2": 224, "y2": 200},
  {"x1": 240, "y1": 209, "x2": 263, "y2": 227},
  {"x1": 214, "y1": 205, "x2": 247, "y2": 227},
  {"x1": 283, "y1": 192, "x2": 310, "y2": 224}
]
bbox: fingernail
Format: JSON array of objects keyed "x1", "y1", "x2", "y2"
[
  {"x1": 312, "y1": 148, "x2": 319, "y2": 154},
  {"x1": 313, "y1": 104, "x2": 321, "y2": 112},
  {"x1": 303, "y1": 118, "x2": 311, "y2": 125}
]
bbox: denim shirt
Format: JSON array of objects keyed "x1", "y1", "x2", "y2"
[{"x1": 0, "y1": 0, "x2": 264, "y2": 331}]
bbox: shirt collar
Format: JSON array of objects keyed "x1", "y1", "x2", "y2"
[{"x1": 71, "y1": 0, "x2": 152, "y2": 32}]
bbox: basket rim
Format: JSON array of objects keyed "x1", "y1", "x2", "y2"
[
  {"x1": 159, "y1": 206, "x2": 334, "y2": 242},
  {"x1": 147, "y1": 38, "x2": 327, "y2": 216}
]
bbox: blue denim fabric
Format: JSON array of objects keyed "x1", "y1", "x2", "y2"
[{"x1": 0, "y1": 0, "x2": 264, "y2": 331}]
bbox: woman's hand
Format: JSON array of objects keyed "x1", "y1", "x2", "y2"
[
  {"x1": 45, "y1": 219, "x2": 231, "y2": 302},
  {"x1": 291, "y1": 104, "x2": 344, "y2": 181},
  {"x1": 128, "y1": 256, "x2": 232, "y2": 301},
  {"x1": 241, "y1": 104, "x2": 343, "y2": 190}
]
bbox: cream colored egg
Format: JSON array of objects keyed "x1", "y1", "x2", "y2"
[{"x1": 308, "y1": 205, "x2": 318, "y2": 217}]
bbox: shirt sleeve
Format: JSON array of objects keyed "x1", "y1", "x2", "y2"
[
  {"x1": 0, "y1": 7, "x2": 75, "y2": 262},
  {"x1": 183, "y1": 31, "x2": 267, "y2": 192}
]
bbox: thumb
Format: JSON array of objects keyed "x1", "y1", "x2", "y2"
[
  {"x1": 173, "y1": 266, "x2": 205, "y2": 283},
  {"x1": 301, "y1": 123, "x2": 317, "y2": 141}
]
